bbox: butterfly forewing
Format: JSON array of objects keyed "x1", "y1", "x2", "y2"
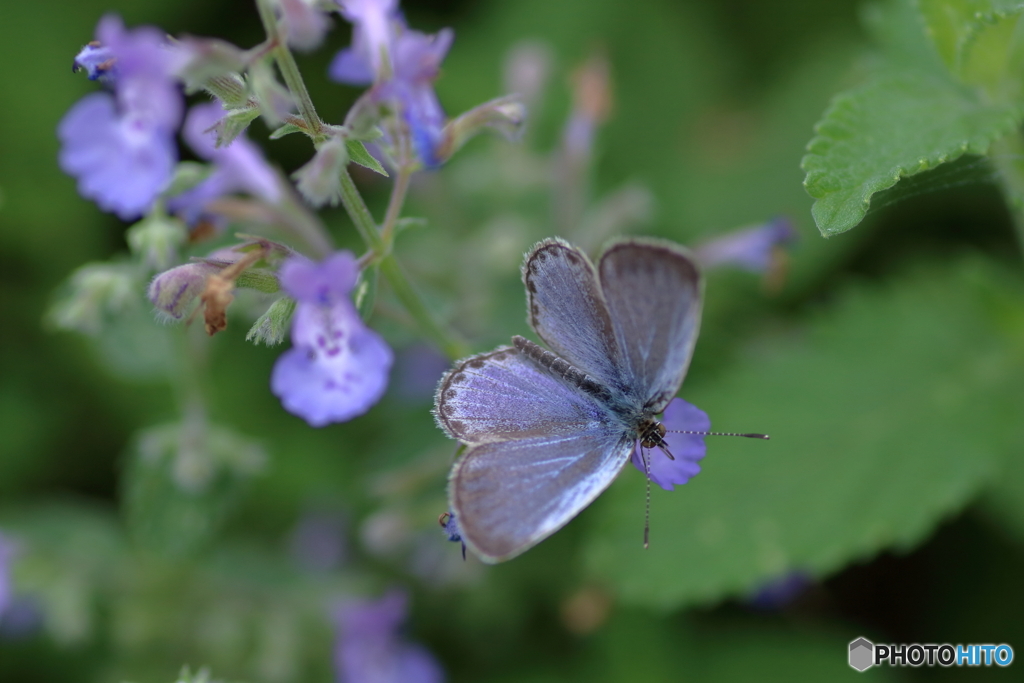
[
  {"x1": 598, "y1": 241, "x2": 702, "y2": 413},
  {"x1": 435, "y1": 345, "x2": 611, "y2": 444},
  {"x1": 522, "y1": 239, "x2": 625, "y2": 393},
  {"x1": 450, "y1": 429, "x2": 634, "y2": 562}
]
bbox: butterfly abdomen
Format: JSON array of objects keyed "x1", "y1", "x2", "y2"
[{"x1": 512, "y1": 336, "x2": 613, "y2": 403}]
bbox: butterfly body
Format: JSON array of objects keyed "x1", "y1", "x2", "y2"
[{"x1": 434, "y1": 237, "x2": 702, "y2": 562}]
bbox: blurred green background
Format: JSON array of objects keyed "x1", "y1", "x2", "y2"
[{"x1": 2, "y1": 0, "x2": 1024, "y2": 681}]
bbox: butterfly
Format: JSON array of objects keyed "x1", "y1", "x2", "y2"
[{"x1": 433, "y1": 238, "x2": 758, "y2": 563}]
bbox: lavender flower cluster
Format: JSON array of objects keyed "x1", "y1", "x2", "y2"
[{"x1": 59, "y1": 0, "x2": 524, "y2": 428}]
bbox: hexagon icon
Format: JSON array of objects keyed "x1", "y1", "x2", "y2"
[{"x1": 849, "y1": 637, "x2": 874, "y2": 671}]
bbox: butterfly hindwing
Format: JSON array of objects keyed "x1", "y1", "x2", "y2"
[{"x1": 450, "y1": 428, "x2": 634, "y2": 562}]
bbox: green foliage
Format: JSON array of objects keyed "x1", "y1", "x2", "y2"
[
  {"x1": 345, "y1": 139, "x2": 389, "y2": 176},
  {"x1": 214, "y1": 107, "x2": 261, "y2": 147},
  {"x1": 246, "y1": 297, "x2": 295, "y2": 346},
  {"x1": 802, "y1": 0, "x2": 1024, "y2": 235},
  {"x1": 123, "y1": 421, "x2": 266, "y2": 558},
  {"x1": 586, "y1": 260, "x2": 1024, "y2": 608},
  {"x1": 802, "y1": 69, "x2": 1022, "y2": 236}
]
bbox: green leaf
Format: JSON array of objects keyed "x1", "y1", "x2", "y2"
[
  {"x1": 354, "y1": 265, "x2": 379, "y2": 321},
  {"x1": 345, "y1": 139, "x2": 389, "y2": 176},
  {"x1": 584, "y1": 260, "x2": 1024, "y2": 609},
  {"x1": 234, "y1": 267, "x2": 280, "y2": 293},
  {"x1": 918, "y1": 0, "x2": 1024, "y2": 88},
  {"x1": 214, "y1": 107, "x2": 261, "y2": 147},
  {"x1": 269, "y1": 122, "x2": 305, "y2": 140},
  {"x1": 246, "y1": 297, "x2": 295, "y2": 346},
  {"x1": 801, "y1": 68, "x2": 1022, "y2": 236}
]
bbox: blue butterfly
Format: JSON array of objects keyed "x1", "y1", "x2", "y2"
[{"x1": 434, "y1": 238, "x2": 759, "y2": 562}]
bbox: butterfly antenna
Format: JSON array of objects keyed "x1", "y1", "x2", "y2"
[
  {"x1": 641, "y1": 446, "x2": 652, "y2": 549},
  {"x1": 666, "y1": 430, "x2": 770, "y2": 440}
]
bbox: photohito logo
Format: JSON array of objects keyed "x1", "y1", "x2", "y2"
[{"x1": 849, "y1": 637, "x2": 1014, "y2": 671}]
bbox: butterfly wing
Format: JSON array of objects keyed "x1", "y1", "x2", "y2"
[
  {"x1": 598, "y1": 240, "x2": 703, "y2": 413},
  {"x1": 522, "y1": 238, "x2": 625, "y2": 393},
  {"x1": 434, "y1": 345, "x2": 610, "y2": 444},
  {"x1": 450, "y1": 428, "x2": 634, "y2": 562}
]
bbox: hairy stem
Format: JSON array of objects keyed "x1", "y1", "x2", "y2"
[
  {"x1": 380, "y1": 167, "x2": 412, "y2": 246},
  {"x1": 255, "y1": 0, "x2": 322, "y2": 137}
]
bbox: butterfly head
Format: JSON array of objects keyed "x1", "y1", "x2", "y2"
[{"x1": 637, "y1": 418, "x2": 667, "y2": 450}]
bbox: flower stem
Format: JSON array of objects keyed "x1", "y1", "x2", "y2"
[
  {"x1": 255, "y1": 0, "x2": 323, "y2": 137},
  {"x1": 337, "y1": 169, "x2": 466, "y2": 359},
  {"x1": 380, "y1": 167, "x2": 412, "y2": 245},
  {"x1": 338, "y1": 168, "x2": 386, "y2": 254},
  {"x1": 379, "y1": 255, "x2": 467, "y2": 360}
]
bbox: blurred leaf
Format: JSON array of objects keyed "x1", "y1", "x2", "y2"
[
  {"x1": 918, "y1": 0, "x2": 1024, "y2": 92},
  {"x1": 246, "y1": 297, "x2": 295, "y2": 346},
  {"x1": 585, "y1": 259, "x2": 1024, "y2": 609},
  {"x1": 269, "y1": 123, "x2": 304, "y2": 140},
  {"x1": 0, "y1": 500, "x2": 350, "y2": 683},
  {"x1": 346, "y1": 137, "x2": 389, "y2": 176},
  {"x1": 123, "y1": 421, "x2": 266, "y2": 559},
  {"x1": 574, "y1": 609, "x2": 903, "y2": 683},
  {"x1": 345, "y1": 139, "x2": 388, "y2": 177}
]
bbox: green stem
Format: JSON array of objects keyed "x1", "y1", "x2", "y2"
[
  {"x1": 379, "y1": 255, "x2": 467, "y2": 360},
  {"x1": 255, "y1": 0, "x2": 322, "y2": 137},
  {"x1": 380, "y1": 167, "x2": 412, "y2": 245},
  {"x1": 338, "y1": 169, "x2": 466, "y2": 359},
  {"x1": 338, "y1": 168, "x2": 386, "y2": 254}
]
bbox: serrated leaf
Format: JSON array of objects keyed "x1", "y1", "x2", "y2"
[
  {"x1": 918, "y1": 0, "x2": 1024, "y2": 76},
  {"x1": 584, "y1": 261, "x2": 1024, "y2": 609},
  {"x1": 215, "y1": 107, "x2": 261, "y2": 147},
  {"x1": 345, "y1": 139, "x2": 389, "y2": 176},
  {"x1": 246, "y1": 297, "x2": 295, "y2": 346},
  {"x1": 801, "y1": 68, "x2": 1022, "y2": 236}
]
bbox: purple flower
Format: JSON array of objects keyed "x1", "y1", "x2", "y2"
[
  {"x1": 0, "y1": 533, "x2": 15, "y2": 621},
  {"x1": 330, "y1": 0, "x2": 399, "y2": 83},
  {"x1": 386, "y1": 29, "x2": 453, "y2": 167},
  {"x1": 694, "y1": 217, "x2": 798, "y2": 273},
  {"x1": 58, "y1": 15, "x2": 183, "y2": 220},
  {"x1": 271, "y1": 252, "x2": 393, "y2": 427},
  {"x1": 169, "y1": 103, "x2": 282, "y2": 226},
  {"x1": 329, "y1": 2, "x2": 453, "y2": 168},
  {"x1": 630, "y1": 398, "x2": 709, "y2": 491},
  {"x1": 279, "y1": 0, "x2": 332, "y2": 52},
  {"x1": 747, "y1": 571, "x2": 811, "y2": 610},
  {"x1": 333, "y1": 590, "x2": 444, "y2": 683},
  {"x1": 72, "y1": 42, "x2": 115, "y2": 81}
]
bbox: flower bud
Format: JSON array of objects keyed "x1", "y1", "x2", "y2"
[
  {"x1": 503, "y1": 41, "x2": 552, "y2": 112},
  {"x1": 249, "y1": 60, "x2": 295, "y2": 127},
  {"x1": 147, "y1": 262, "x2": 219, "y2": 320},
  {"x1": 292, "y1": 137, "x2": 349, "y2": 207},
  {"x1": 49, "y1": 262, "x2": 138, "y2": 335},
  {"x1": 435, "y1": 95, "x2": 526, "y2": 164},
  {"x1": 127, "y1": 213, "x2": 187, "y2": 271}
]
